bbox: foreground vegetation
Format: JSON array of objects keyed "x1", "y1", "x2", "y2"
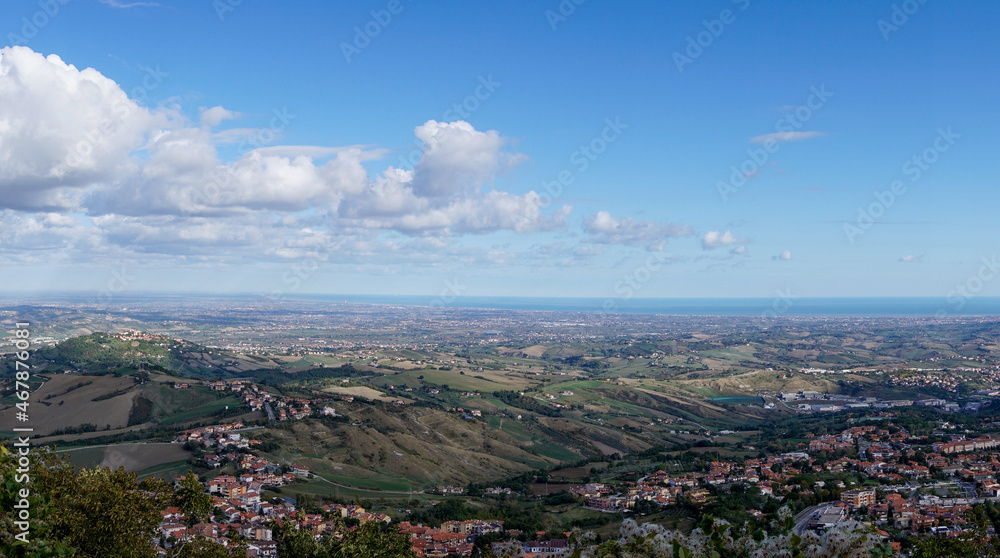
[{"x1": 0, "y1": 451, "x2": 415, "y2": 558}]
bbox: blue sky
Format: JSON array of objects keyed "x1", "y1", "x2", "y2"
[{"x1": 0, "y1": 0, "x2": 998, "y2": 302}]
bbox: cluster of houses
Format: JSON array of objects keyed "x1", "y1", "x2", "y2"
[
  {"x1": 397, "y1": 519, "x2": 504, "y2": 557},
  {"x1": 156, "y1": 471, "x2": 394, "y2": 558},
  {"x1": 444, "y1": 407, "x2": 482, "y2": 419},
  {"x1": 209, "y1": 379, "x2": 316, "y2": 420},
  {"x1": 561, "y1": 420, "x2": 1000, "y2": 525},
  {"x1": 885, "y1": 370, "x2": 962, "y2": 393},
  {"x1": 804, "y1": 487, "x2": 981, "y2": 537},
  {"x1": 932, "y1": 436, "x2": 1000, "y2": 454},
  {"x1": 156, "y1": 467, "x2": 524, "y2": 558},
  {"x1": 175, "y1": 421, "x2": 255, "y2": 450},
  {"x1": 113, "y1": 329, "x2": 168, "y2": 342}
]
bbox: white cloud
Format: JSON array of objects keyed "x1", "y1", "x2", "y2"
[
  {"x1": 410, "y1": 120, "x2": 525, "y2": 198},
  {"x1": 199, "y1": 106, "x2": 240, "y2": 128},
  {"x1": 0, "y1": 48, "x2": 556, "y2": 223},
  {"x1": 583, "y1": 211, "x2": 692, "y2": 250},
  {"x1": 348, "y1": 190, "x2": 571, "y2": 235},
  {"x1": 750, "y1": 131, "x2": 825, "y2": 144},
  {"x1": 701, "y1": 230, "x2": 746, "y2": 250},
  {"x1": 0, "y1": 47, "x2": 585, "y2": 272},
  {"x1": 773, "y1": 250, "x2": 792, "y2": 261},
  {"x1": 0, "y1": 47, "x2": 165, "y2": 211},
  {"x1": 0, "y1": 210, "x2": 101, "y2": 263},
  {"x1": 99, "y1": 0, "x2": 160, "y2": 7},
  {"x1": 730, "y1": 245, "x2": 747, "y2": 255},
  {"x1": 899, "y1": 254, "x2": 923, "y2": 263}
]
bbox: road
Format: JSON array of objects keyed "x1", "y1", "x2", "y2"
[
  {"x1": 793, "y1": 504, "x2": 827, "y2": 536},
  {"x1": 958, "y1": 482, "x2": 979, "y2": 500},
  {"x1": 775, "y1": 398, "x2": 797, "y2": 412},
  {"x1": 57, "y1": 442, "x2": 151, "y2": 451},
  {"x1": 264, "y1": 402, "x2": 275, "y2": 421}
]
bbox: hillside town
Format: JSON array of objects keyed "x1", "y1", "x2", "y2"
[{"x1": 149, "y1": 410, "x2": 1000, "y2": 557}]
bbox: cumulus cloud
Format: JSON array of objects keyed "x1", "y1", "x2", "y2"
[
  {"x1": 0, "y1": 210, "x2": 101, "y2": 263},
  {"x1": 750, "y1": 131, "x2": 825, "y2": 144},
  {"x1": 582, "y1": 211, "x2": 692, "y2": 251},
  {"x1": 899, "y1": 254, "x2": 923, "y2": 263},
  {"x1": 410, "y1": 120, "x2": 525, "y2": 198},
  {"x1": 701, "y1": 230, "x2": 746, "y2": 250},
  {"x1": 199, "y1": 106, "x2": 240, "y2": 128},
  {"x1": 0, "y1": 47, "x2": 165, "y2": 210},
  {"x1": 0, "y1": 47, "x2": 576, "y2": 266},
  {"x1": 772, "y1": 250, "x2": 792, "y2": 261}
]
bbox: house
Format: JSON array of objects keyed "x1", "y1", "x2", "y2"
[
  {"x1": 524, "y1": 539, "x2": 570, "y2": 556},
  {"x1": 841, "y1": 488, "x2": 876, "y2": 508}
]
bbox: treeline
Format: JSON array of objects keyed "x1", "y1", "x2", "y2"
[
  {"x1": 129, "y1": 396, "x2": 155, "y2": 425},
  {"x1": 492, "y1": 390, "x2": 562, "y2": 417},
  {"x1": 242, "y1": 364, "x2": 367, "y2": 386},
  {"x1": 47, "y1": 423, "x2": 99, "y2": 436},
  {"x1": 406, "y1": 498, "x2": 545, "y2": 532},
  {"x1": 560, "y1": 355, "x2": 607, "y2": 370}
]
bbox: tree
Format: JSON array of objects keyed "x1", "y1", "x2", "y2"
[
  {"x1": 40, "y1": 457, "x2": 171, "y2": 558},
  {"x1": 273, "y1": 519, "x2": 416, "y2": 558},
  {"x1": 330, "y1": 522, "x2": 416, "y2": 558},
  {"x1": 0, "y1": 450, "x2": 78, "y2": 557},
  {"x1": 175, "y1": 472, "x2": 213, "y2": 526},
  {"x1": 168, "y1": 535, "x2": 246, "y2": 558}
]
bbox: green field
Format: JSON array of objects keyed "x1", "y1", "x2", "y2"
[
  {"x1": 530, "y1": 442, "x2": 582, "y2": 462},
  {"x1": 398, "y1": 369, "x2": 520, "y2": 392},
  {"x1": 157, "y1": 395, "x2": 243, "y2": 424}
]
